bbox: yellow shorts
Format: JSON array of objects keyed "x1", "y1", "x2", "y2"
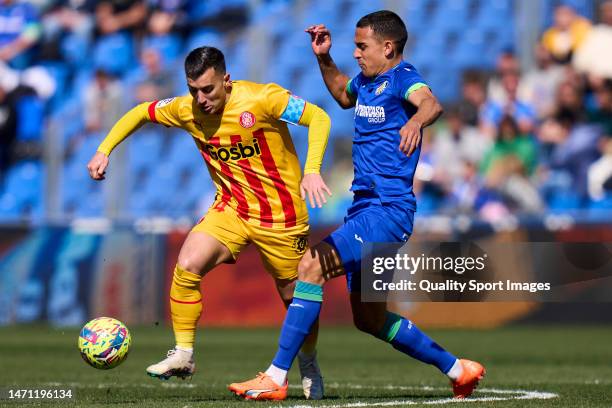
[{"x1": 192, "y1": 202, "x2": 309, "y2": 281}]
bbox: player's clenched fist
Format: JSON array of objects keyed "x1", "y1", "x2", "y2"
[
  {"x1": 305, "y1": 25, "x2": 332, "y2": 55},
  {"x1": 87, "y1": 151, "x2": 109, "y2": 180}
]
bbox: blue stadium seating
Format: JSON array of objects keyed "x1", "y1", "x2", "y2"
[
  {"x1": 143, "y1": 34, "x2": 182, "y2": 64},
  {"x1": 186, "y1": 29, "x2": 223, "y2": 54},
  {"x1": 0, "y1": 0, "x2": 598, "y2": 223},
  {"x1": 588, "y1": 194, "x2": 612, "y2": 213},
  {"x1": 40, "y1": 61, "x2": 70, "y2": 111},
  {"x1": 93, "y1": 33, "x2": 135, "y2": 75},
  {"x1": 60, "y1": 32, "x2": 91, "y2": 69},
  {"x1": 128, "y1": 130, "x2": 164, "y2": 174},
  {"x1": 548, "y1": 190, "x2": 582, "y2": 212},
  {"x1": 0, "y1": 161, "x2": 45, "y2": 220},
  {"x1": 16, "y1": 95, "x2": 44, "y2": 141}
]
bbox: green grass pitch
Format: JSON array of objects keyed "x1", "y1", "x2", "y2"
[{"x1": 1, "y1": 325, "x2": 611, "y2": 407}]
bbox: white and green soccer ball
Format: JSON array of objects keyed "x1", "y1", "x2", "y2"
[{"x1": 78, "y1": 317, "x2": 131, "y2": 369}]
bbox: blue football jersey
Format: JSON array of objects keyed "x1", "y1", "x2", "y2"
[{"x1": 346, "y1": 61, "x2": 428, "y2": 209}]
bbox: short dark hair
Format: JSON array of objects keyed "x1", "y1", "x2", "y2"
[
  {"x1": 184, "y1": 46, "x2": 226, "y2": 79},
  {"x1": 356, "y1": 10, "x2": 408, "y2": 54}
]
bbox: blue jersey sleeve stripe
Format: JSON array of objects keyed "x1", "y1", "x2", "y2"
[
  {"x1": 404, "y1": 82, "x2": 428, "y2": 100},
  {"x1": 280, "y1": 95, "x2": 306, "y2": 125},
  {"x1": 346, "y1": 79, "x2": 354, "y2": 96}
]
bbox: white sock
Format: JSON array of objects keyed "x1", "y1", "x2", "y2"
[
  {"x1": 265, "y1": 364, "x2": 288, "y2": 386},
  {"x1": 175, "y1": 346, "x2": 193, "y2": 355},
  {"x1": 446, "y1": 359, "x2": 464, "y2": 381}
]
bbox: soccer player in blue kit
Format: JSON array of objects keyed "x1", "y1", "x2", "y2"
[{"x1": 229, "y1": 10, "x2": 485, "y2": 401}]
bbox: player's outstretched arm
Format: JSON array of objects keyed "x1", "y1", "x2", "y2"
[
  {"x1": 399, "y1": 87, "x2": 443, "y2": 156},
  {"x1": 86, "y1": 103, "x2": 151, "y2": 181},
  {"x1": 298, "y1": 102, "x2": 333, "y2": 208},
  {"x1": 305, "y1": 25, "x2": 355, "y2": 109}
]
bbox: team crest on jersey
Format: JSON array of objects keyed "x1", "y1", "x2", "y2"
[
  {"x1": 375, "y1": 81, "x2": 389, "y2": 96},
  {"x1": 156, "y1": 97, "x2": 175, "y2": 108},
  {"x1": 239, "y1": 111, "x2": 256, "y2": 128},
  {"x1": 292, "y1": 235, "x2": 308, "y2": 255}
]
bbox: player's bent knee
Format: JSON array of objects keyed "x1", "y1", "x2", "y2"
[
  {"x1": 176, "y1": 252, "x2": 208, "y2": 276},
  {"x1": 176, "y1": 260, "x2": 201, "y2": 276},
  {"x1": 297, "y1": 255, "x2": 325, "y2": 285}
]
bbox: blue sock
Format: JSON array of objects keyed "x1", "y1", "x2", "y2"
[
  {"x1": 271, "y1": 281, "x2": 323, "y2": 370},
  {"x1": 378, "y1": 312, "x2": 457, "y2": 374}
]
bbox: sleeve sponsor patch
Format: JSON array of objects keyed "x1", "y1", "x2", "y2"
[
  {"x1": 279, "y1": 95, "x2": 306, "y2": 125},
  {"x1": 155, "y1": 97, "x2": 175, "y2": 108}
]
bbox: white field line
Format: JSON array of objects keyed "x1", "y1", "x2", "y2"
[
  {"x1": 286, "y1": 384, "x2": 558, "y2": 408},
  {"x1": 41, "y1": 382, "x2": 558, "y2": 406}
]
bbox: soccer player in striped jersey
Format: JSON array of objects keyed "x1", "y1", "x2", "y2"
[
  {"x1": 87, "y1": 46, "x2": 331, "y2": 399},
  {"x1": 230, "y1": 11, "x2": 485, "y2": 401}
]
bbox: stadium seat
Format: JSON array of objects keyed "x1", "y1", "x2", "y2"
[
  {"x1": 186, "y1": 29, "x2": 223, "y2": 54},
  {"x1": 548, "y1": 190, "x2": 582, "y2": 212},
  {"x1": 93, "y1": 33, "x2": 135, "y2": 75},
  {"x1": 128, "y1": 130, "x2": 164, "y2": 174},
  {"x1": 143, "y1": 34, "x2": 182, "y2": 64},
  {"x1": 588, "y1": 194, "x2": 612, "y2": 213},
  {"x1": 1, "y1": 161, "x2": 45, "y2": 219},
  {"x1": 16, "y1": 95, "x2": 44, "y2": 141},
  {"x1": 73, "y1": 188, "x2": 104, "y2": 218},
  {"x1": 225, "y1": 43, "x2": 250, "y2": 81},
  {"x1": 164, "y1": 134, "x2": 202, "y2": 173},
  {"x1": 60, "y1": 32, "x2": 92, "y2": 68},
  {"x1": 0, "y1": 192, "x2": 20, "y2": 221},
  {"x1": 128, "y1": 162, "x2": 180, "y2": 217},
  {"x1": 40, "y1": 61, "x2": 69, "y2": 111}
]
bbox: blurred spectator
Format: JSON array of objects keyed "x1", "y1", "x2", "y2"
[
  {"x1": 555, "y1": 80, "x2": 586, "y2": 122},
  {"x1": 40, "y1": 0, "x2": 96, "y2": 61},
  {"x1": 487, "y1": 50, "x2": 520, "y2": 105},
  {"x1": 481, "y1": 115, "x2": 537, "y2": 177},
  {"x1": 541, "y1": 4, "x2": 591, "y2": 64},
  {"x1": 588, "y1": 136, "x2": 612, "y2": 201},
  {"x1": 458, "y1": 70, "x2": 487, "y2": 127},
  {"x1": 428, "y1": 106, "x2": 491, "y2": 192},
  {"x1": 480, "y1": 116, "x2": 542, "y2": 213},
  {"x1": 573, "y1": 0, "x2": 612, "y2": 80},
  {"x1": 0, "y1": 78, "x2": 17, "y2": 179},
  {"x1": 147, "y1": 0, "x2": 188, "y2": 36},
  {"x1": 539, "y1": 109, "x2": 601, "y2": 200},
  {"x1": 449, "y1": 161, "x2": 483, "y2": 213},
  {"x1": 519, "y1": 44, "x2": 566, "y2": 120},
  {"x1": 0, "y1": 59, "x2": 56, "y2": 100},
  {"x1": 0, "y1": 0, "x2": 41, "y2": 67},
  {"x1": 0, "y1": 61, "x2": 51, "y2": 163},
  {"x1": 83, "y1": 69, "x2": 123, "y2": 133},
  {"x1": 95, "y1": 0, "x2": 147, "y2": 35},
  {"x1": 587, "y1": 79, "x2": 612, "y2": 137},
  {"x1": 480, "y1": 71, "x2": 537, "y2": 138},
  {"x1": 586, "y1": 79, "x2": 612, "y2": 201},
  {"x1": 133, "y1": 47, "x2": 175, "y2": 103}
]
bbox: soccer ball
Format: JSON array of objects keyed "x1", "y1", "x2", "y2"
[{"x1": 78, "y1": 317, "x2": 131, "y2": 369}]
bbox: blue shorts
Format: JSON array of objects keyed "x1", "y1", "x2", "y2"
[{"x1": 323, "y1": 195, "x2": 414, "y2": 292}]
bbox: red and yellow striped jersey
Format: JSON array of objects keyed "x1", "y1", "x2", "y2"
[{"x1": 147, "y1": 81, "x2": 307, "y2": 229}]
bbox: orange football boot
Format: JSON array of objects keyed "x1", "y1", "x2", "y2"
[
  {"x1": 451, "y1": 359, "x2": 486, "y2": 398},
  {"x1": 228, "y1": 372, "x2": 288, "y2": 401}
]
